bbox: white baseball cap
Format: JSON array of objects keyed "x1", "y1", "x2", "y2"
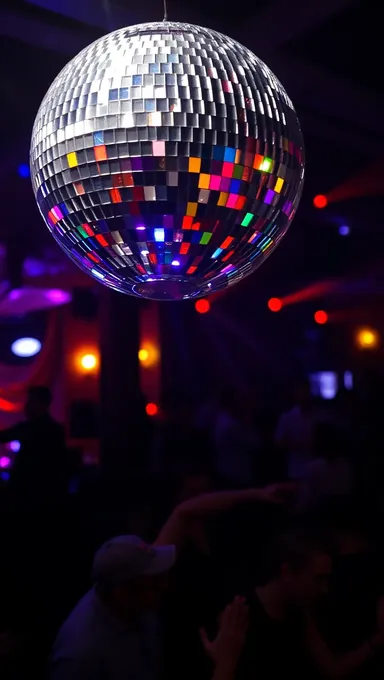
[{"x1": 91, "y1": 535, "x2": 176, "y2": 587}]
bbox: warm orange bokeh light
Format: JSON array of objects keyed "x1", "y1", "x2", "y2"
[
  {"x1": 138, "y1": 344, "x2": 159, "y2": 367},
  {"x1": 74, "y1": 350, "x2": 99, "y2": 374},
  {"x1": 313, "y1": 194, "x2": 328, "y2": 209},
  {"x1": 314, "y1": 310, "x2": 328, "y2": 325},
  {"x1": 80, "y1": 353, "x2": 98, "y2": 371},
  {"x1": 268, "y1": 297, "x2": 282, "y2": 312},
  {"x1": 356, "y1": 327, "x2": 380, "y2": 350},
  {"x1": 146, "y1": 402, "x2": 158, "y2": 416},
  {"x1": 138, "y1": 348, "x2": 149, "y2": 362},
  {"x1": 195, "y1": 299, "x2": 210, "y2": 314}
]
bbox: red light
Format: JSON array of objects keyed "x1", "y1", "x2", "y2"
[
  {"x1": 195, "y1": 299, "x2": 210, "y2": 314},
  {"x1": 314, "y1": 310, "x2": 328, "y2": 325},
  {"x1": 268, "y1": 297, "x2": 282, "y2": 312},
  {"x1": 313, "y1": 194, "x2": 328, "y2": 209},
  {"x1": 146, "y1": 402, "x2": 158, "y2": 417}
]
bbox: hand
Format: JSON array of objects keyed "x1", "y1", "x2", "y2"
[{"x1": 200, "y1": 596, "x2": 249, "y2": 671}]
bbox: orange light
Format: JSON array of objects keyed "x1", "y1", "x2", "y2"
[
  {"x1": 195, "y1": 298, "x2": 210, "y2": 314},
  {"x1": 146, "y1": 402, "x2": 158, "y2": 416},
  {"x1": 314, "y1": 310, "x2": 328, "y2": 325},
  {"x1": 138, "y1": 348, "x2": 149, "y2": 362},
  {"x1": 356, "y1": 327, "x2": 380, "y2": 350},
  {"x1": 268, "y1": 297, "x2": 282, "y2": 312},
  {"x1": 313, "y1": 194, "x2": 328, "y2": 209},
  {"x1": 80, "y1": 352, "x2": 98, "y2": 371}
]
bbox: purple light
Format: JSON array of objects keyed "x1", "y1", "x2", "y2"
[
  {"x1": 45, "y1": 289, "x2": 71, "y2": 304},
  {"x1": 136, "y1": 225, "x2": 146, "y2": 231},
  {"x1": 339, "y1": 225, "x2": 350, "y2": 236},
  {"x1": 9, "y1": 289, "x2": 22, "y2": 301},
  {"x1": 8, "y1": 441, "x2": 20, "y2": 453},
  {"x1": 171, "y1": 260, "x2": 180, "y2": 266},
  {"x1": 0, "y1": 456, "x2": 11, "y2": 469},
  {"x1": 264, "y1": 189, "x2": 275, "y2": 205}
]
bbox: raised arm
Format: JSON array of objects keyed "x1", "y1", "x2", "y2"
[
  {"x1": 153, "y1": 484, "x2": 291, "y2": 549},
  {"x1": 306, "y1": 615, "x2": 384, "y2": 679}
]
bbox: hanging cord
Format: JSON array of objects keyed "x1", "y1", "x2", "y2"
[{"x1": 163, "y1": 0, "x2": 168, "y2": 21}]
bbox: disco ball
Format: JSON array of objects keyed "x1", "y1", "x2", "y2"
[{"x1": 30, "y1": 22, "x2": 304, "y2": 301}]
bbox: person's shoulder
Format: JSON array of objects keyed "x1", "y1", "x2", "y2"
[{"x1": 53, "y1": 591, "x2": 100, "y2": 653}]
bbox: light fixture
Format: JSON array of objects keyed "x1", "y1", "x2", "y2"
[
  {"x1": 11, "y1": 337, "x2": 42, "y2": 358},
  {"x1": 138, "y1": 348, "x2": 149, "y2": 362},
  {"x1": 146, "y1": 402, "x2": 158, "y2": 416},
  {"x1": 313, "y1": 194, "x2": 328, "y2": 209},
  {"x1": 339, "y1": 225, "x2": 350, "y2": 236},
  {"x1": 18, "y1": 163, "x2": 30, "y2": 178},
  {"x1": 268, "y1": 297, "x2": 282, "y2": 312},
  {"x1": 195, "y1": 299, "x2": 210, "y2": 314},
  {"x1": 79, "y1": 352, "x2": 98, "y2": 371},
  {"x1": 314, "y1": 310, "x2": 328, "y2": 325},
  {"x1": 356, "y1": 327, "x2": 380, "y2": 350}
]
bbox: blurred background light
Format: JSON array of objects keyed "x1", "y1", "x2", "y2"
[
  {"x1": 355, "y1": 327, "x2": 380, "y2": 350},
  {"x1": 314, "y1": 310, "x2": 328, "y2": 325},
  {"x1": 268, "y1": 297, "x2": 282, "y2": 312},
  {"x1": 313, "y1": 194, "x2": 328, "y2": 209},
  {"x1": 18, "y1": 163, "x2": 30, "y2": 178},
  {"x1": 146, "y1": 402, "x2": 158, "y2": 416},
  {"x1": 11, "y1": 337, "x2": 41, "y2": 357},
  {"x1": 195, "y1": 299, "x2": 210, "y2": 314}
]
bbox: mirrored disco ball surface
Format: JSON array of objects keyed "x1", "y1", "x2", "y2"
[{"x1": 30, "y1": 22, "x2": 305, "y2": 301}]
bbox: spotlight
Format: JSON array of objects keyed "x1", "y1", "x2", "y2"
[
  {"x1": 313, "y1": 194, "x2": 328, "y2": 209},
  {"x1": 314, "y1": 310, "x2": 328, "y2": 325},
  {"x1": 138, "y1": 348, "x2": 149, "y2": 362},
  {"x1": 18, "y1": 163, "x2": 30, "y2": 179},
  {"x1": 11, "y1": 337, "x2": 41, "y2": 357},
  {"x1": 195, "y1": 299, "x2": 210, "y2": 314},
  {"x1": 356, "y1": 327, "x2": 380, "y2": 350},
  {"x1": 0, "y1": 456, "x2": 11, "y2": 469},
  {"x1": 8, "y1": 441, "x2": 20, "y2": 453},
  {"x1": 339, "y1": 225, "x2": 350, "y2": 236},
  {"x1": 79, "y1": 353, "x2": 98, "y2": 371},
  {"x1": 146, "y1": 402, "x2": 158, "y2": 416},
  {"x1": 268, "y1": 297, "x2": 282, "y2": 312}
]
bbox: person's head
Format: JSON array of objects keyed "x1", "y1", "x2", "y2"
[
  {"x1": 260, "y1": 530, "x2": 332, "y2": 606},
  {"x1": 293, "y1": 377, "x2": 312, "y2": 409},
  {"x1": 92, "y1": 535, "x2": 175, "y2": 620},
  {"x1": 25, "y1": 385, "x2": 52, "y2": 420}
]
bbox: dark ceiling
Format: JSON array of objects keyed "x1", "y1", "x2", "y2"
[{"x1": 0, "y1": 0, "x2": 383, "y2": 303}]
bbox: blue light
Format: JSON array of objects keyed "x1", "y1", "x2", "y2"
[
  {"x1": 154, "y1": 228, "x2": 165, "y2": 242},
  {"x1": 91, "y1": 268, "x2": 105, "y2": 280},
  {"x1": 11, "y1": 337, "x2": 41, "y2": 358},
  {"x1": 211, "y1": 248, "x2": 223, "y2": 259},
  {"x1": 339, "y1": 225, "x2": 350, "y2": 236},
  {"x1": 18, "y1": 163, "x2": 30, "y2": 178}
]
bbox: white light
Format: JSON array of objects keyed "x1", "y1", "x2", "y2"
[{"x1": 11, "y1": 337, "x2": 42, "y2": 358}]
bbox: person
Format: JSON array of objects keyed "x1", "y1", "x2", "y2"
[
  {"x1": 214, "y1": 389, "x2": 260, "y2": 487},
  {"x1": 275, "y1": 377, "x2": 326, "y2": 480},
  {"x1": 298, "y1": 422, "x2": 354, "y2": 510},
  {"x1": 316, "y1": 504, "x2": 384, "y2": 678},
  {"x1": 50, "y1": 484, "x2": 288, "y2": 680},
  {"x1": 207, "y1": 529, "x2": 384, "y2": 679},
  {"x1": 202, "y1": 597, "x2": 249, "y2": 680},
  {"x1": 0, "y1": 385, "x2": 67, "y2": 504}
]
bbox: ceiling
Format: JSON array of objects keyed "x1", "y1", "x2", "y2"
[{"x1": 0, "y1": 0, "x2": 383, "y2": 303}]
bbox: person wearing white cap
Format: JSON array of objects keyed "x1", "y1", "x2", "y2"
[{"x1": 50, "y1": 483, "x2": 290, "y2": 680}]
